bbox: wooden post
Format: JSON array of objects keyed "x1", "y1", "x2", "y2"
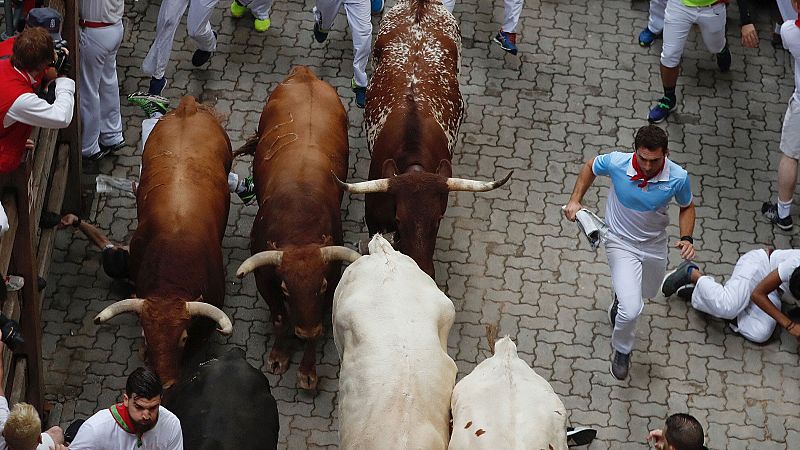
[
  {"x1": 9, "y1": 162, "x2": 44, "y2": 411},
  {"x1": 58, "y1": 0, "x2": 83, "y2": 214}
]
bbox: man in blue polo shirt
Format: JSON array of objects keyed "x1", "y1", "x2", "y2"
[{"x1": 564, "y1": 125, "x2": 697, "y2": 380}]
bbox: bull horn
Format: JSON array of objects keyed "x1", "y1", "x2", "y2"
[
  {"x1": 446, "y1": 171, "x2": 513, "y2": 192},
  {"x1": 186, "y1": 302, "x2": 233, "y2": 335},
  {"x1": 320, "y1": 246, "x2": 362, "y2": 264},
  {"x1": 94, "y1": 298, "x2": 144, "y2": 324},
  {"x1": 236, "y1": 251, "x2": 284, "y2": 278},
  {"x1": 332, "y1": 172, "x2": 390, "y2": 194}
]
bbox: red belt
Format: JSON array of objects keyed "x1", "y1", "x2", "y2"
[{"x1": 79, "y1": 20, "x2": 115, "y2": 28}]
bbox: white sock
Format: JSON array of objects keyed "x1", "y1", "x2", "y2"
[
  {"x1": 778, "y1": 199, "x2": 792, "y2": 219},
  {"x1": 228, "y1": 172, "x2": 240, "y2": 193},
  {"x1": 149, "y1": 112, "x2": 163, "y2": 120}
]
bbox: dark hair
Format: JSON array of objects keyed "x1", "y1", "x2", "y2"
[
  {"x1": 0, "y1": 275, "x2": 6, "y2": 303},
  {"x1": 790, "y1": 267, "x2": 800, "y2": 300},
  {"x1": 126, "y1": 367, "x2": 163, "y2": 399},
  {"x1": 11, "y1": 27, "x2": 54, "y2": 73},
  {"x1": 102, "y1": 247, "x2": 129, "y2": 280},
  {"x1": 634, "y1": 125, "x2": 668, "y2": 154},
  {"x1": 664, "y1": 413, "x2": 705, "y2": 450}
]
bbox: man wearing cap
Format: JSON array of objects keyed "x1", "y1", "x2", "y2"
[
  {"x1": 563, "y1": 124, "x2": 696, "y2": 381},
  {"x1": 79, "y1": 0, "x2": 125, "y2": 161},
  {"x1": 0, "y1": 8, "x2": 65, "y2": 90},
  {"x1": 0, "y1": 26, "x2": 74, "y2": 174}
]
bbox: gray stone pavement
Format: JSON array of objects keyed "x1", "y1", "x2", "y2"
[{"x1": 38, "y1": 0, "x2": 800, "y2": 448}]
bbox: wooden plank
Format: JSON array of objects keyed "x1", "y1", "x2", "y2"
[
  {"x1": 1, "y1": 291, "x2": 20, "y2": 390},
  {"x1": 0, "y1": 194, "x2": 18, "y2": 277},
  {"x1": 37, "y1": 145, "x2": 70, "y2": 281},
  {"x1": 9, "y1": 357, "x2": 27, "y2": 406},
  {"x1": 31, "y1": 129, "x2": 59, "y2": 250},
  {"x1": 59, "y1": 0, "x2": 83, "y2": 214},
  {"x1": 9, "y1": 164, "x2": 43, "y2": 411}
]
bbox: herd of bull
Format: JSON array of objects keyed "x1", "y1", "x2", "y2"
[{"x1": 86, "y1": 1, "x2": 575, "y2": 448}]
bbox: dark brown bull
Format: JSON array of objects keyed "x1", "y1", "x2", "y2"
[
  {"x1": 236, "y1": 66, "x2": 360, "y2": 391},
  {"x1": 335, "y1": 0, "x2": 511, "y2": 277},
  {"x1": 94, "y1": 96, "x2": 234, "y2": 387}
]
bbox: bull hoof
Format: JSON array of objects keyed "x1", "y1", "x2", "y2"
[
  {"x1": 297, "y1": 370, "x2": 318, "y2": 391},
  {"x1": 267, "y1": 351, "x2": 290, "y2": 375}
]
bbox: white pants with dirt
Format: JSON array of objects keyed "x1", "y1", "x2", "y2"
[
  {"x1": 239, "y1": 0, "x2": 273, "y2": 20},
  {"x1": 441, "y1": 0, "x2": 523, "y2": 33},
  {"x1": 141, "y1": 115, "x2": 241, "y2": 192},
  {"x1": 660, "y1": 0, "x2": 726, "y2": 68},
  {"x1": 648, "y1": 0, "x2": 667, "y2": 34},
  {"x1": 80, "y1": 22, "x2": 124, "y2": 157},
  {"x1": 313, "y1": 0, "x2": 371, "y2": 88},
  {"x1": 605, "y1": 231, "x2": 668, "y2": 355},
  {"x1": 142, "y1": 0, "x2": 219, "y2": 79},
  {"x1": 691, "y1": 249, "x2": 780, "y2": 343}
]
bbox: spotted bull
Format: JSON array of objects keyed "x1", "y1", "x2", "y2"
[
  {"x1": 334, "y1": 0, "x2": 510, "y2": 277},
  {"x1": 94, "y1": 96, "x2": 234, "y2": 388},
  {"x1": 236, "y1": 66, "x2": 361, "y2": 391}
]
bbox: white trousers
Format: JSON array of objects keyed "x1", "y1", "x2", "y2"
[
  {"x1": 777, "y1": 0, "x2": 798, "y2": 22},
  {"x1": 660, "y1": 0, "x2": 726, "y2": 68},
  {"x1": 314, "y1": 0, "x2": 371, "y2": 87},
  {"x1": 239, "y1": 0, "x2": 273, "y2": 20},
  {"x1": 142, "y1": 0, "x2": 219, "y2": 79},
  {"x1": 648, "y1": 0, "x2": 667, "y2": 34},
  {"x1": 79, "y1": 22, "x2": 124, "y2": 157},
  {"x1": 441, "y1": 0, "x2": 523, "y2": 33},
  {"x1": 605, "y1": 232, "x2": 667, "y2": 354},
  {"x1": 691, "y1": 249, "x2": 780, "y2": 344},
  {"x1": 140, "y1": 115, "x2": 240, "y2": 192}
]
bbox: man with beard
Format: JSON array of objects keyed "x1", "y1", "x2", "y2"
[
  {"x1": 564, "y1": 124, "x2": 696, "y2": 381},
  {"x1": 68, "y1": 367, "x2": 183, "y2": 449}
]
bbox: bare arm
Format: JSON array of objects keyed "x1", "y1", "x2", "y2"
[
  {"x1": 58, "y1": 214, "x2": 112, "y2": 249},
  {"x1": 751, "y1": 270, "x2": 800, "y2": 337},
  {"x1": 564, "y1": 158, "x2": 597, "y2": 221},
  {"x1": 674, "y1": 203, "x2": 697, "y2": 260}
]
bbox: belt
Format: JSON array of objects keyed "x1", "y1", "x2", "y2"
[{"x1": 79, "y1": 20, "x2": 115, "y2": 28}]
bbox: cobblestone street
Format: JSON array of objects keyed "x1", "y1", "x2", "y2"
[{"x1": 39, "y1": 0, "x2": 800, "y2": 448}]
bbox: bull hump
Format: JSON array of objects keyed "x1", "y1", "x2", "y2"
[{"x1": 366, "y1": 1, "x2": 463, "y2": 152}]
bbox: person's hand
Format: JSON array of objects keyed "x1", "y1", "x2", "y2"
[
  {"x1": 787, "y1": 321, "x2": 800, "y2": 338},
  {"x1": 25, "y1": 139, "x2": 35, "y2": 151},
  {"x1": 50, "y1": 444, "x2": 69, "y2": 450},
  {"x1": 741, "y1": 24, "x2": 758, "y2": 48},
  {"x1": 647, "y1": 429, "x2": 667, "y2": 449},
  {"x1": 563, "y1": 200, "x2": 583, "y2": 222},
  {"x1": 57, "y1": 214, "x2": 79, "y2": 230},
  {"x1": 674, "y1": 240, "x2": 696, "y2": 260}
]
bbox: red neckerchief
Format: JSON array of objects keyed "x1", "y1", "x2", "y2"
[
  {"x1": 630, "y1": 154, "x2": 664, "y2": 188},
  {"x1": 109, "y1": 402, "x2": 145, "y2": 448},
  {"x1": 796, "y1": 19, "x2": 800, "y2": 28}
]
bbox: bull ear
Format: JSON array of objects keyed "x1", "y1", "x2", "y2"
[
  {"x1": 382, "y1": 159, "x2": 398, "y2": 178},
  {"x1": 436, "y1": 159, "x2": 452, "y2": 178}
]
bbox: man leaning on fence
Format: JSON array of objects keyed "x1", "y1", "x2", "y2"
[{"x1": 0, "y1": 26, "x2": 74, "y2": 174}]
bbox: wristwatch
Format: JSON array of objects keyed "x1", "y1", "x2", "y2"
[{"x1": 680, "y1": 235, "x2": 693, "y2": 244}]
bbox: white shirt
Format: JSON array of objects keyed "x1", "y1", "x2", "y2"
[
  {"x1": 79, "y1": 0, "x2": 124, "y2": 24},
  {"x1": 69, "y1": 405, "x2": 183, "y2": 450},
  {"x1": 0, "y1": 397, "x2": 58, "y2": 450},
  {"x1": 3, "y1": 69, "x2": 74, "y2": 130},
  {"x1": 781, "y1": 20, "x2": 800, "y2": 103},
  {"x1": 775, "y1": 251, "x2": 800, "y2": 302}
]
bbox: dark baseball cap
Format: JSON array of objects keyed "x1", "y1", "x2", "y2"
[{"x1": 26, "y1": 8, "x2": 62, "y2": 42}]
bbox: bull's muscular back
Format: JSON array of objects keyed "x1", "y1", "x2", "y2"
[
  {"x1": 131, "y1": 96, "x2": 232, "y2": 303},
  {"x1": 366, "y1": 0, "x2": 463, "y2": 156},
  {"x1": 253, "y1": 66, "x2": 349, "y2": 247}
]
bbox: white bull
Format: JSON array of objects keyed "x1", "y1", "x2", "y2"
[
  {"x1": 333, "y1": 234, "x2": 457, "y2": 450},
  {"x1": 449, "y1": 337, "x2": 568, "y2": 450}
]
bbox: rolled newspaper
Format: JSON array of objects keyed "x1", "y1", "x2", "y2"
[
  {"x1": 564, "y1": 207, "x2": 607, "y2": 250},
  {"x1": 96, "y1": 174, "x2": 137, "y2": 197}
]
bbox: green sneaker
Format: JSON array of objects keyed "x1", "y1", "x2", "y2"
[
  {"x1": 237, "y1": 176, "x2": 256, "y2": 205},
  {"x1": 128, "y1": 92, "x2": 170, "y2": 117},
  {"x1": 254, "y1": 18, "x2": 270, "y2": 32},
  {"x1": 230, "y1": 0, "x2": 247, "y2": 18}
]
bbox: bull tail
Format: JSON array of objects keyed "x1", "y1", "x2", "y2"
[
  {"x1": 233, "y1": 133, "x2": 260, "y2": 158},
  {"x1": 174, "y1": 96, "x2": 200, "y2": 117},
  {"x1": 485, "y1": 323, "x2": 498, "y2": 354}
]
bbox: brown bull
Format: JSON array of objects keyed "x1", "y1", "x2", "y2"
[
  {"x1": 236, "y1": 66, "x2": 360, "y2": 391},
  {"x1": 95, "y1": 96, "x2": 234, "y2": 387},
  {"x1": 335, "y1": 0, "x2": 511, "y2": 277}
]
